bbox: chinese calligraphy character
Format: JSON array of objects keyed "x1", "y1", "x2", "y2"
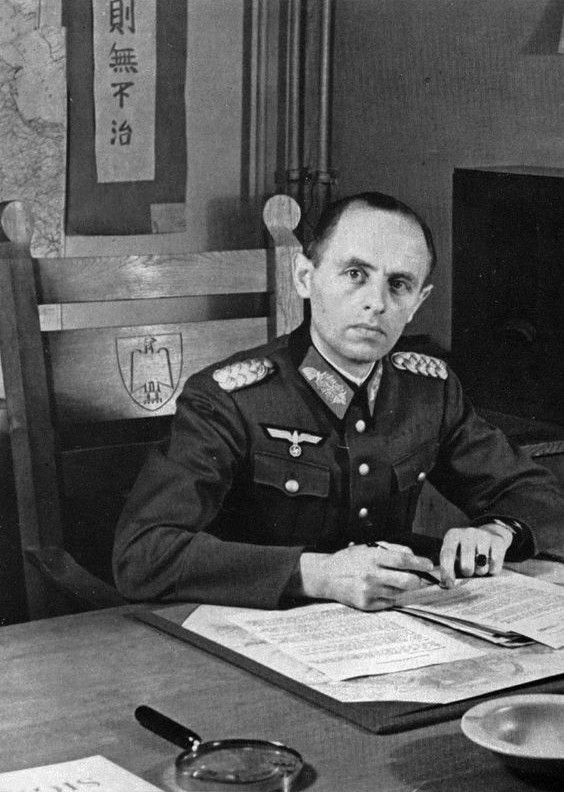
[
  {"x1": 110, "y1": 119, "x2": 133, "y2": 145},
  {"x1": 111, "y1": 81, "x2": 134, "y2": 108},
  {"x1": 94, "y1": 0, "x2": 156, "y2": 183},
  {"x1": 109, "y1": 0, "x2": 136, "y2": 35},
  {"x1": 109, "y1": 42, "x2": 138, "y2": 73}
]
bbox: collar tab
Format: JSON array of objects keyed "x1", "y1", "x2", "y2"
[{"x1": 299, "y1": 346, "x2": 383, "y2": 417}]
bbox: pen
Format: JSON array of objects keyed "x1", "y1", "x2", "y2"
[{"x1": 366, "y1": 541, "x2": 441, "y2": 585}]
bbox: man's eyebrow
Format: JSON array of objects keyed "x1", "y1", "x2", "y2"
[
  {"x1": 389, "y1": 270, "x2": 418, "y2": 284},
  {"x1": 340, "y1": 256, "x2": 374, "y2": 269}
]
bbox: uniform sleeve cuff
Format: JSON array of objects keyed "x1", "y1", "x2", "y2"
[
  {"x1": 474, "y1": 516, "x2": 535, "y2": 561},
  {"x1": 175, "y1": 532, "x2": 306, "y2": 609}
]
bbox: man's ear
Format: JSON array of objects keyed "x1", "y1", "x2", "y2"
[
  {"x1": 293, "y1": 251, "x2": 315, "y2": 299},
  {"x1": 407, "y1": 284, "x2": 433, "y2": 323}
]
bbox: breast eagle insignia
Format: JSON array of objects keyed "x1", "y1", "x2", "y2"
[{"x1": 264, "y1": 426, "x2": 324, "y2": 457}]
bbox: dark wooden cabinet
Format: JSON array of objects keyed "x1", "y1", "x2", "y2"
[
  {"x1": 452, "y1": 167, "x2": 564, "y2": 431},
  {"x1": 412, "y1": 169, "x2": 564, "y2": 539}
]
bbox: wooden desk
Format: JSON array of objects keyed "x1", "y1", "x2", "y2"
[{"x1": 0, "y1": 602, "x2": 560, "y2": 791}]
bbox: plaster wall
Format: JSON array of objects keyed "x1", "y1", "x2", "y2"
[{"x1": 331, "y1": 0, "x2": 564, "y2": 347}]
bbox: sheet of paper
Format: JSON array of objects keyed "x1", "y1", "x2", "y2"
[
  {"x1": 510, "y1": 610, "x2": 564, "y2": 649},
  {"x1": 226, "y1": 602, "x2": 484, "y2": 680},
  {"x1": 183, "y1": 605, "x2": 564, "y2": 704},
  {"x1": 0, "y1": 755, "x2": 163, "y2": 792},
  {"x1": 398, "y1": 569, "x2": 564, "y2": 649},
  {"x1": 507, "y1": 558, "x2": 564, "y2": 586}
]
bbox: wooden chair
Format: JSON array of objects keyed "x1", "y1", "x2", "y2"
[{"x1": 0, "y1": 196, "x2": 303, "y2": 620}]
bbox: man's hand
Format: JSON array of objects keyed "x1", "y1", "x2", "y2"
[
  {"x1": 439, "y1": 523, "x2": 514, "y2": 587},
  {"x1": 297, "y1": 542, "x2": 435, "y2": 611}
]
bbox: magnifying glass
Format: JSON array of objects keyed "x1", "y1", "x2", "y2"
[{"x1": 135, "y1": 705, "x2": 304, "y2": 792}]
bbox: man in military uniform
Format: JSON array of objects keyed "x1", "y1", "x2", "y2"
[{"x1": 113, "y1": 192, "x2": 564, "y2": 610}]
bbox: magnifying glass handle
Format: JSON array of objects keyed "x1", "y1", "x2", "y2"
[{"x1": 135, "y1": 705, "x2": 202, "y2": 751}]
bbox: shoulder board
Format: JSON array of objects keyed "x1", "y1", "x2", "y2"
[
  {"x1": 212, "y1": 357, "x2": 275, "y2": 392},
  {"x1": 391, "y1": 351, "x2": 448, "y2": 379}
]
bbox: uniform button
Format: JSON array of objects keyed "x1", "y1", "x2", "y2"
[
  {"x1": 285, "y1": 479, "x2": 300, "y2": 493},
  {"x1": 358, "y1": 463, "x2": 370, "y2": 476},
  {"x1": 417, "y1": 471, "x2": 426, "y2": 482},
  {"x1": 355, "y1": 419, "x2": 366, "y2": 433},
  {"x1": 358, "y1": 507, "x2": 369, "y2": 519}
]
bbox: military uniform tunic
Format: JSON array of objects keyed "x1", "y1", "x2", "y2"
[{"x1": 113, "y1": 323, "x2": 564, "y2": 608}]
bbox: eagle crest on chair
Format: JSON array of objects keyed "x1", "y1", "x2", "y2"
[{"x1": 116, "y1": 334, "x2": 183, "y2": 411}]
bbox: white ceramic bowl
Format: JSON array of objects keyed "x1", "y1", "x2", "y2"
[{"x1": 461, "y1": 694, "x2": 564, "y2": 777}]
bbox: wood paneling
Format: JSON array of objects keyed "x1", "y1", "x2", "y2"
[
  {"x1": 35, "y1": 250, "x2": 268, "y2": 300},
  {"x1": 38, "y1": 295, "x2": 269, "y2": 332}
]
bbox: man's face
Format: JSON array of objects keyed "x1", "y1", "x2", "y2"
[{"x1": 293, "y1": 205, "x2": 433, "y2": 377}]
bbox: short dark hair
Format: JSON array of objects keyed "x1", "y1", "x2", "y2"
[{"x1": 308, "y1": 191, "x2": 437, "y2": 279}]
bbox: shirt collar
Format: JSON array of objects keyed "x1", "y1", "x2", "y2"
[{"x1": 319, "y1": 350, "x2": 374, "y2": 387}]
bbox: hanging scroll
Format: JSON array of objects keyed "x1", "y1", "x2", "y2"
[
  {"x1": 93, "y1": 0, "x2": 156, "y2": 183},
  {"x1": 63, "y1": 0, "x2": 186, "y2": 236}
]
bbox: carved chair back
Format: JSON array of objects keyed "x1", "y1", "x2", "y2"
[{"x1": 0, "y1": 196, "x2": 302, "y2": 619}]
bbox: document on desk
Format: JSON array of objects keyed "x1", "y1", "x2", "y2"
[
  {"x1": 397, "y1": 569, "x2": 564, "y2": 649},
  {"x1": 0, "y1": 755, "x2": 164, "y2": 792},
  {"x1": 227, "y1": 603, "x2": 484, "y2": 681},
  {"x1": 183, "y1": 604, "x2": 564, "y2": 704}
]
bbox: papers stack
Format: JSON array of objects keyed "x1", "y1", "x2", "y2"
[
  {"x1": 226, "y1": 570, "x2": 564, "y2": 682},
  {"x1": 397, "y1": 604, "x2": 532, "y2": 646},
  {"x1": 185, "y1": 600, "x2": 564, "y2": 705},
  {"x1": 396, "y1": 570, "x2": 564, "y2": 649},
  {"x1": 228, "y1": 603, "x2": 485, "y2": 681}
]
